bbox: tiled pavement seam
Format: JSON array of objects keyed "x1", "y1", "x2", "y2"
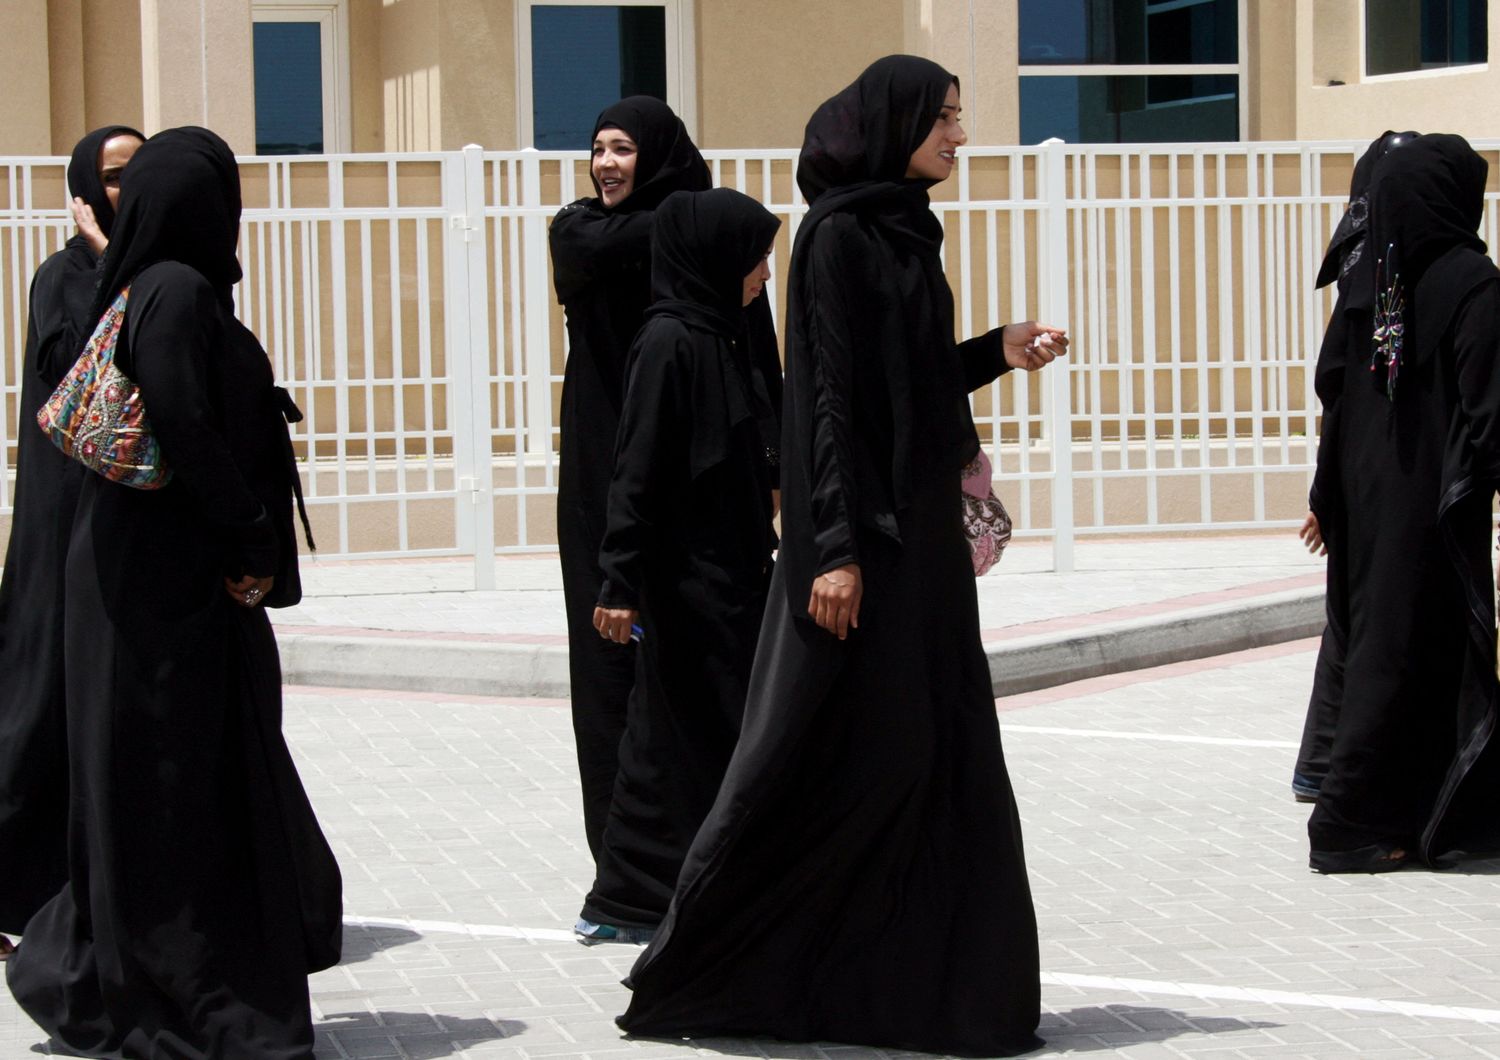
[{"x1": 11, "y1": 642, "x2": 1500, "y2": 1057}]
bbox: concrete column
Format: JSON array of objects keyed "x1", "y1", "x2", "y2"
[
  {"x1": 140, "y1": 0, "x2": 254, "y2": 150},
  {"x1": 81, "y1": 0, "x2": 144, "y2": 134},
  {"x1": 904, "y1": 0, "x2": 1016, "y2": 147},
  {"x1": 47, "y1": 0, "x2": 86, "y2": 150},
  {"x1": 0, "y1": 0, "x2": 55, "y2": 153}
]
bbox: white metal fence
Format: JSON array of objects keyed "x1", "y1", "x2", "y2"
[{"x1": 4, "y1": 140, "x2": 1481, "y2": 586}]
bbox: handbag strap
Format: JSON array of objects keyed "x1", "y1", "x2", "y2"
[{"x1": 273, "y1": 386, "x2": 317, "y2": 553}]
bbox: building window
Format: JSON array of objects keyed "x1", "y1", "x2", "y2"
[
  {"x1": 1018, "y1": 0, "x2": 1242, "y2": 143},
  {"x1": 1366, "y1": 0, "x2": 1486, "y2": 76},
  {"x1": 252, "y1": 1, "x2": 350, "y2": 154},
  {"x1": 517, "y1": 1, "x2": 694, "y2": 149}
]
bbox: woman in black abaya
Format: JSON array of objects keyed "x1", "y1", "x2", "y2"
[
  {"x1": 0, "y1": 125, "x2": 142, "y2": 951},
  {"x1": 1305, "y1": 134, "x2": 1500, "y2": 873},
  {"x1": 579, "y1": 188, "x2": 782, "y2": 942},
  {"x1": 619, "y1": 56, "x2": 1065, "y2": 1055},
  {"x1": 6, "y1": 127, "x2": 342, "y2": 1059},
  {"x1": 549, "y1": 98, "x2": 713, "y2": 865},
  {"x1": 1292, "y1": 130, "x2": 1417, "y2": 803}
]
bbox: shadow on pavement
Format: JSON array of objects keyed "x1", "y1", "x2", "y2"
[
  {"x1": 337, "y1": 922, "x2": 424, "y2": 964},
  {"x1": 317, "y1": 1012, "x2": 526, "y2": 1055},
  {"x1": 1037, "y1": 1005, "x2": 1279, "y2": 1051}
]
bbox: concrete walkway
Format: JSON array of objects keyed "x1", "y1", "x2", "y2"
[{"x1": 273, "y1": 533, "x2": 1328, "y2": 698}]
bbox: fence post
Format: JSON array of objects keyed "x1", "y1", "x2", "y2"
[
  {"x1": 445, "y1": 145, "x2": 497, "y2": 590},
  {"x1": 520, "y1": 149, "x2": 555, "y2": 460},
  {"x1": 1041, "y1": 138, "x2": 1075, "y2": 573}
]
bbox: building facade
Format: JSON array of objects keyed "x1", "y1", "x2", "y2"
[{"x1": 1, "y1": 0, "x2": 1495, "y2": 156}]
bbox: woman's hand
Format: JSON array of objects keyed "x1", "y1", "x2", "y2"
[
  {"x1": 1299, "y1": 511, "x2": 1327, "y2": 556},
  {"x1": 808, "y1": 563, "x2": 862, "y2": 640},
  {"x1": 771, "y1": 488, "x2": 781, "y2": 520},
  {"x1": 594, "y1": 605, "x2": 639, "y2": 645},
  {"x1": 225, "y1": 574, "x2": 274, "y2": 608},
  {"x1": 71, "y1": 197, "x2": 108, "y2": 257},
  {"x1": 1002, "y1": 322, "x2": 1069, "y2": 372}
]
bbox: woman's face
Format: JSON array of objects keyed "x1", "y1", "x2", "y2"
[
  {"x1": 904, "y1": 83, "x2": 965, "y2": 182},
  {"x1": 741, "y1": 248, "x2": 772, "y2": 307},
  {"x1": 99, "y1": 133, "x2": 143, "y2": 210},
  {"x1": 592, "y1": 129, "x2": 639, "y2": 208}
]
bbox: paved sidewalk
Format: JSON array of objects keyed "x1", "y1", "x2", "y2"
[
  {"x1": 273, "y1": 534, "x2": 1328, "y2": 697},
  {"x1": 10, "y1": 639, "x2": 1500, "y2": 1058}
]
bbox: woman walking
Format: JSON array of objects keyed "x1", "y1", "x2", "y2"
[
  {"x1": 581, "y1": 187, "x2": 782, "y2": 942},
  {"x1": 6, "y1": 127, "x2": 342, "y2": 1059},
  {"x1": 618, "y1": 56, "x2": 1065, "y2": 1055},
  {"x1": 549, "y1": 97, "x2": 711, "y2": 870},
  {"x1": 0, "y1": 124, "x2": 143, "y2": 954},
  {"x1": 1305, "y1": 134, "x2": 1500, "y2": 873}
]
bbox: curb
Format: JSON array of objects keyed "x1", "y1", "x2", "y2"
[{"x1": 277, "y1": 587, "x2": 1326, "y2": 701}]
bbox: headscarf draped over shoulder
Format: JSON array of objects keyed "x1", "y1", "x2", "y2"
[
  {"x1": 91, "y1": 126, "x2": 243, "y2": 320},
  {"x1": 648, "y1": 188, "x2": 780, "y2": 337},
  {"x1": 591, "y1": 96, "x2": 710, "y2": 213},
  {"x1": 66, "y1": 124, "x2": 146, "y2": 243}
]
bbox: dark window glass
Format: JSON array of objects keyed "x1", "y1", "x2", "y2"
[
  {"x1": 1020, "y1": 74, "x2": 1238, "y2": 143},
  {"x1": 1367, "y1": 0, "x2": 1486, "y2": 74},
  {"x1": 253, "y1": 21, "x2": 324, "y2": 155},
  {"x1": 531, "y1": 5, "x2": 668, "y2": 149},
  {"x1": 1019, "y1": 0, "x2": 1237, "y2": 65}
]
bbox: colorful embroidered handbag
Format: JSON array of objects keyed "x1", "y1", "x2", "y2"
[
  {"x1": 37, "y1": 286, "x2": 172, "y2": 490},
  {"x1": 961, "y1": 448, "x2": 1011, "y2": 576}
]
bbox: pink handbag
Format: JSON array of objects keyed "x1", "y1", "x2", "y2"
[{"x1": 960, "y1": 448, "x2": 1011, "y2": 576}]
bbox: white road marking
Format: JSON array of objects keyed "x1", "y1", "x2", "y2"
[
  {"x1": 1001, "y1": 724, "x2": 1298, "y2": 749},
  {"x1": 342, "y1": 916, "x2": 1500, "y2": 1026}
]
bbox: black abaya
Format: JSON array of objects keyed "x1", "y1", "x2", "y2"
[
  {"x1": 582, "y1": 188, "x2": 781, "y2": 930},
  {"x1": 6, "y1": 128, "x2": 341, "y2": 1060},
  {"x1": 620, "y1": 57, "x2": 1041, "y2": 1056},
  {"x1": 0, "y1": 125, "x2": 142, "y2": 935},
  {"x1": 549, "y1": 97, "x2": 710, "y2": 860},
  {"x1": 1306, "y1": 134, "x2": 1500, "y2": 868}
]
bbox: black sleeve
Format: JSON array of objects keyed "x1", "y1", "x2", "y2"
[
  {"x1": 127, "y1": 266, "x2": 280, "y2": 576},
  {"x1": 1451, "y1": 279, "x2": 1500, "y2": 476},
  {"x1": 959, "y1": 328, "x2": 1012, "y2": 392},
  {"x1": 804, "y1": 222, "x2": 863, "y2": 576},
  {"x1": 549, "y1": 201, "x2": 655, "y2": 302},
  {"x1": 597, "y1": 330, "x2": 688, "y2": 609},
  {"x1": 27, "y1": 247, "x2": 98, "y2": 389}
]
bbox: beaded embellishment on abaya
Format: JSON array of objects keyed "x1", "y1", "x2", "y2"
[{"x1": 1372, "y1": 242, "x2": 1404, "y2": 400}]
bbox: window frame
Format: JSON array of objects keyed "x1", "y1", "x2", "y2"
[
  {"x1": 1016, "y1": 0, "x2": 1248, "y2": 142},
  {"x1": 1359, "y1": 0, "x2": 1489, "y2": 82},
  {"x1": 515, "y1": 0, "x2": 697, "y2": 149},
  {"x1": 251, "y1": 0, "x2": 352, "y2": 154}
]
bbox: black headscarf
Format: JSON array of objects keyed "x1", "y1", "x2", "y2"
[
  {"x1": 1316, "y1": 130, "x2": 1417, "y2": 296},
  {"x1": 647, "y1": 188, "x2": 780, "y2": 338},
  {"x1": 65, "y1": 124, "x2": 145, "y2": 243},
  {"x1": 591, "y1": 96, "x2": 710, "y2": 214},
  {"x1": 1363, "y1": 133, "x2": 1489, "y2": 396},
  {"x1": 795, "y1": 54, "x2": 956, "y2": 252},
  {"x1": 91, "y1": 126, "x2": 242, "y2": 322}
]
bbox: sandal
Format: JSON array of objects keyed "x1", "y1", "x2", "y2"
[
  {"x1": 0, "y1": 935, "x2": 14, "y2": 961},
  {"x1": 1310, "y1": 843, "x2": 1409, "y2": 874}
]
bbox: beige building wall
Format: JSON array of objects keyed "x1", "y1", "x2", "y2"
[
  {"x1": 1295, "y1": 0, "x2": 1500, "y2": 142},
  {"x1": 695, "y1": 0, "x2": 904, "y2": 148},
  {"x1": 2, "y1": 0, "x2": 55, "y2": 154},
  {"x1": 1246, "y1": 0, "x2": 1296, "y2": 140},
  {"x1": 140, "y1": 0, "x2": 256, "y2": 151},
  {"x1": 80, "y1": 0, "x2": 145, "y2": 137}
]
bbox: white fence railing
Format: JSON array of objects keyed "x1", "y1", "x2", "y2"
[{"x1": 5, "y1": 140, "x2": 1477, "y2": 586}]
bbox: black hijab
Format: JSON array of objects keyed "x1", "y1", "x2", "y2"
[
  {"x1": 92, "y1": 126, "x2": 242, "y2": 322},
  {"x1": 66, "y1": 124, "x2": 145, "y2": 244},
  {"x1": 591, "y1": 96, "x2": 710, "y2": 213},
  {"x1": 795, "y1": 54, "x2": 956, "y2": 251},
  {"x1": 1363, "y1": 133, "x2": 1489, "y2": 396},
  {"x1": 647, "y1": 188, "x2": 780, "y2": 337},
  {"x1": 1316, "y1": 130, "x2": 1418, "y2": 297}
]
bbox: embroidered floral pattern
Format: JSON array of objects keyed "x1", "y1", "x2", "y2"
[
  {"x1": 1372, "y1": 242, "x2": 1405, "y2": 400},
  {"x1": 960, "y1": 449, "x2": 1012, "y2": 576}
]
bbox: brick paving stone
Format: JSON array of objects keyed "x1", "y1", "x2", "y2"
[{"x1": 12, "y1": 643, "x2": 1500, "y2": 1056}]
